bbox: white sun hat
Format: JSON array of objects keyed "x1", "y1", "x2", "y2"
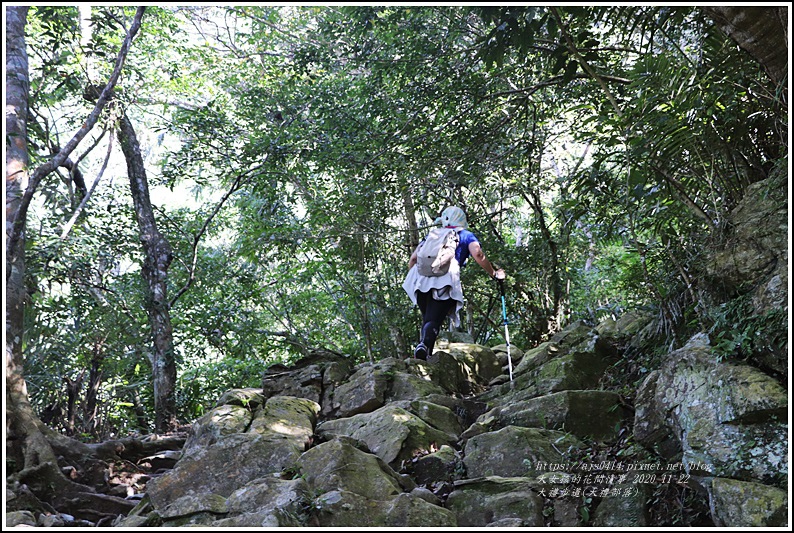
[{"x1": 440, "y1": 206, "x2": 468, "y2": 229}]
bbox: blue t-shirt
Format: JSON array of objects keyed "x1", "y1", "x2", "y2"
[{"x1": 454, "y1": 228, "x2": 478, "y2": 267}]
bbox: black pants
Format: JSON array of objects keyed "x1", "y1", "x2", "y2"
[{"x1": 416, "y1": 291, "x2": 455, "y2": 356}]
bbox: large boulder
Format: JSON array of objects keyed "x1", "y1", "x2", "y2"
[
  {"x1": 437, "y1": 342, "x2": 503, "y2": 385},
  {"x1": 591, "y1": 484, "x2": 651, "y2": 527},
  {"x1": 474, "y1": 390, "x2": 625, "y2": 443},
  {"x1": 147, "y1": 432, "x2": 302, "y2": 512},
  {"x1": 706, "y1": 171, "x2": 787, "y2": 298},
  {"x1": 463, "y1": 426, "x2": 584, "y2": 479},
  {"x1": 549, "y1": 320, "x2": 595, "y2": 346},
  {"x1": 378, "y1": 492, "x2": 457, "y2": 527},
  {"x1": 480, "y1": 330, "x2": 618, "y2": 406},
  {"x1": 411, "y1": 445, "x2": 463, "y2": 485},
  {"x1": 552, "y1": 499, "x2": 584, "y2": 527},
  {"x1": 319, "y1": 350, "x2": 496, "y2": 421},
  {"x1": 316, "y1": 404, "x2": 457, "y2": 468},
  {"x1": 634, "y1": 333, "x2": 788, "y2": 487},
  {"x1": 214, "y1": 387, "x2": 266, "y2": 409},
  {"x1": 257, "y1": 351, "x2": 354, "y2": 421},
  {"x1": 311, "y1": 490, "x2": 456, "y2": 527},
  {"x1": 298, "y1": 440, "x2": 454, "y2": 527},
  {"x1": 213, "y1": 476, "x2": 309, "y2": 527},
  {"x1": 445, "y1": 477, "x2": 544, "y2": 527},
  {"x1": 330, "y1": 359, "x2": 396, "y2": 418},
  {"x1": 536, "y1": 330, "x2": 616, "y2": 392},
  {"x1": 182, "y1": 403, "x2": 254, "y2": 457},
  {"x1": 6, "y1": 511, "x2": 37, "y2": 527},
  {"x1": 260, "y1": 351, "x2": 353, "y2": 411},
  {"x1": 329, "y1": 358, "x2": 451, "y2": 418},
  {"x1": 492, "y1": 343, "x2": 525, "y2": 368},
  {"x1": 512, "y1": 341, "x2": 561, "y2": 376},
  {"x1": 709, "y1": 477, "x2": 788, "y2": 527},
  {"x1": 248, "y1": 395, "x2": 319, "y2": 444},
  {"x1": 146, "y1": 396, "x2": 320, "y2": 509},
  {"x1": 390, "y1": 399, "x2": 464, "y2": 441},
  {"x1": 297, "y1": 439, "x2": 408, "y2": 498},
  {"x1": 705, "y1": 169, "x2": 788, "y2": 375},
  {"x1": 595, "y1": 310, "x2": 655, "y2": 349},
  {"x1": 210, "y1": 509, "x2": 302, "y2": 527},
  {"x1": 387, "y1": 367, "x2": 448, "y2": 401},
  {"x1": 407, "y1": 350, "x2": 473, "y2": 395}
]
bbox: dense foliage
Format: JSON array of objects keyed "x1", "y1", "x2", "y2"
[{"x1": 16, "y1": 6, "x2": 786, "y2": 438}]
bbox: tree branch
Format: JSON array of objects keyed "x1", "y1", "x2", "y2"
[
  {"x1": 550, "y1": 7, "x2": 624, "y2": 119},
  {"x1": 7, "y1": 7, "x2": 146, "y2": 258},
  {"x1": 60, "y1": 131, "x2": 112, "y2": 240},
  {"x1": 651, "y1": 164, "x2": 717, "y2": 232},
  {"x1": 169, "y1": 170, "x2": 249, "y2": 306}
]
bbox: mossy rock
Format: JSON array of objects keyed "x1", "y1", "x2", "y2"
[
  {"x1": 711, "y1": 477, "x2": 788, "y2": 527},
  {"x1": 316, "y1": 404, "x2": 455, "y2": 468},
  {"x1": 297, "y1": 439, "x2": 409, "y2": 498},
  {"x1": 215, "y1": 388, "x2": 266, "y2": 409},
  {"x1": 463, "y1": 426, "x2": 583, "y2": 479},
  {"x1": 445, "y1": 476, "x2": 544, "y2": 527},
  {"x1": 486, "y1": 390, "x2": 625, "y2": 442}
]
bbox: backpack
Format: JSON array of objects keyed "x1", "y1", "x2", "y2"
[{"x1": 416, "y1": 227, "x2": 460, "y2": 277}]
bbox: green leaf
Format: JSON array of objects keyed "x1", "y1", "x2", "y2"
[{"x1": 562, "y1": 59, "x2": 579, "y2": 84}]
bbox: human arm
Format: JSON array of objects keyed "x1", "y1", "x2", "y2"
[
  {"x1": 468, "y1": 241, "x2": 505, "y2": 280},
  {"x1": 408, "y1": 248, "x2": 418, "y2": 269}
]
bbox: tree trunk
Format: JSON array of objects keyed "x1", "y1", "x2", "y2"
[
  {"x1": 64, "y1": 372, "x2": 85, "y2": 436},
  {"x1": 116, "y1": 113, "x2": 178, "y2": 434},
  {"x1": 6, "y1": 7, "x2": 150, "y2": 516},
  {"x1": 5, "y1": 8, "x2": 87, "y2": 499},
  {"x1": 402, "y1": 188, "x2": 420, "y2": 253},
  {"x1": 6, "y1": 0, "x2": 34, "y2": 477},
  {"x1": 6, "y1": 8, "x2": 32, "y2": 461},
  {"x1": 702, "y1": 6, "x2": 788, "y2": 91},
  {"x1": 521, "y1": 188, "x2": 562, "y2": 335},
  {"x1": 83, "y1": 342, "x2": 105, "y2": 436}
]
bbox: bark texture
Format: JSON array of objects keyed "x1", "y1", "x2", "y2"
[
  {"x1": 702, "y1": 6, "x2": 788, "y2": 91},
  {"x1": 6, "y1": 6, "x2": 31, "y2": 422},
  {"x1": 5, "y1": 8, "x2": 148, "y2": 516},
  {"x1": 117, "y1": 113, "x2": 178, "y2": 433}
]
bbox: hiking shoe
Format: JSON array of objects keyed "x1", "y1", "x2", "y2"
[{"x1": 413, "y1": 343, "x2": 428, "y2": 360}]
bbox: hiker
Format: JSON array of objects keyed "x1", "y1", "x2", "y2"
[{"x1": 403, "y1": 206, "x2": 506, "y2": 360}]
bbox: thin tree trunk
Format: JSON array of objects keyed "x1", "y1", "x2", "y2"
[
  {"x1": 64, "y1": 372, "x2": 85, "y2": 436},
  {"x1": 402, "y1": 188, "x2": 420, "y2": 253},
  {"x1": 521, "y1": 188, "x2": 562, "y2": 335},
  {"x1": 129, "y1": 387, "x2": 150, "y2": 433},
  {"x1": 7, "y1": 7, "x2": 146, "y2": 259},
  {"x1": 83, "y1": 340, "x2": 105, "y2": 436},
  {"x1": 116, "y1": 113, "x2": 178, "y2": 434}
]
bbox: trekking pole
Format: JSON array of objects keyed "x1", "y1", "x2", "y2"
[{"x1": 498, "y1": 278, "x2": 513, "y2": 383}]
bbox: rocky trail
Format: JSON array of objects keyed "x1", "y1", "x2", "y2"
[{"x1": 7, "y1": 313, "x2": 788, "y2": 528}]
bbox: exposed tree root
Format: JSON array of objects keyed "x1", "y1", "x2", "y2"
[{"x1": 7, "y1": 425, "x2": 187, "y2": 526}]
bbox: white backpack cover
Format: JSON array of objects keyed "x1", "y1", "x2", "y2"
[{"x1": 416, "y1": 227, "x2": 459, "y2": 277}]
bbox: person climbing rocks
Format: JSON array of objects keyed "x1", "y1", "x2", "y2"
[{"x1": 403, "y1": 206, "x2": 506, "y2": 360}]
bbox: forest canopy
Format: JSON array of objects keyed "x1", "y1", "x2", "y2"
[{"x1": 5, "y1": 5, "x2": 788, "y2": 440}]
